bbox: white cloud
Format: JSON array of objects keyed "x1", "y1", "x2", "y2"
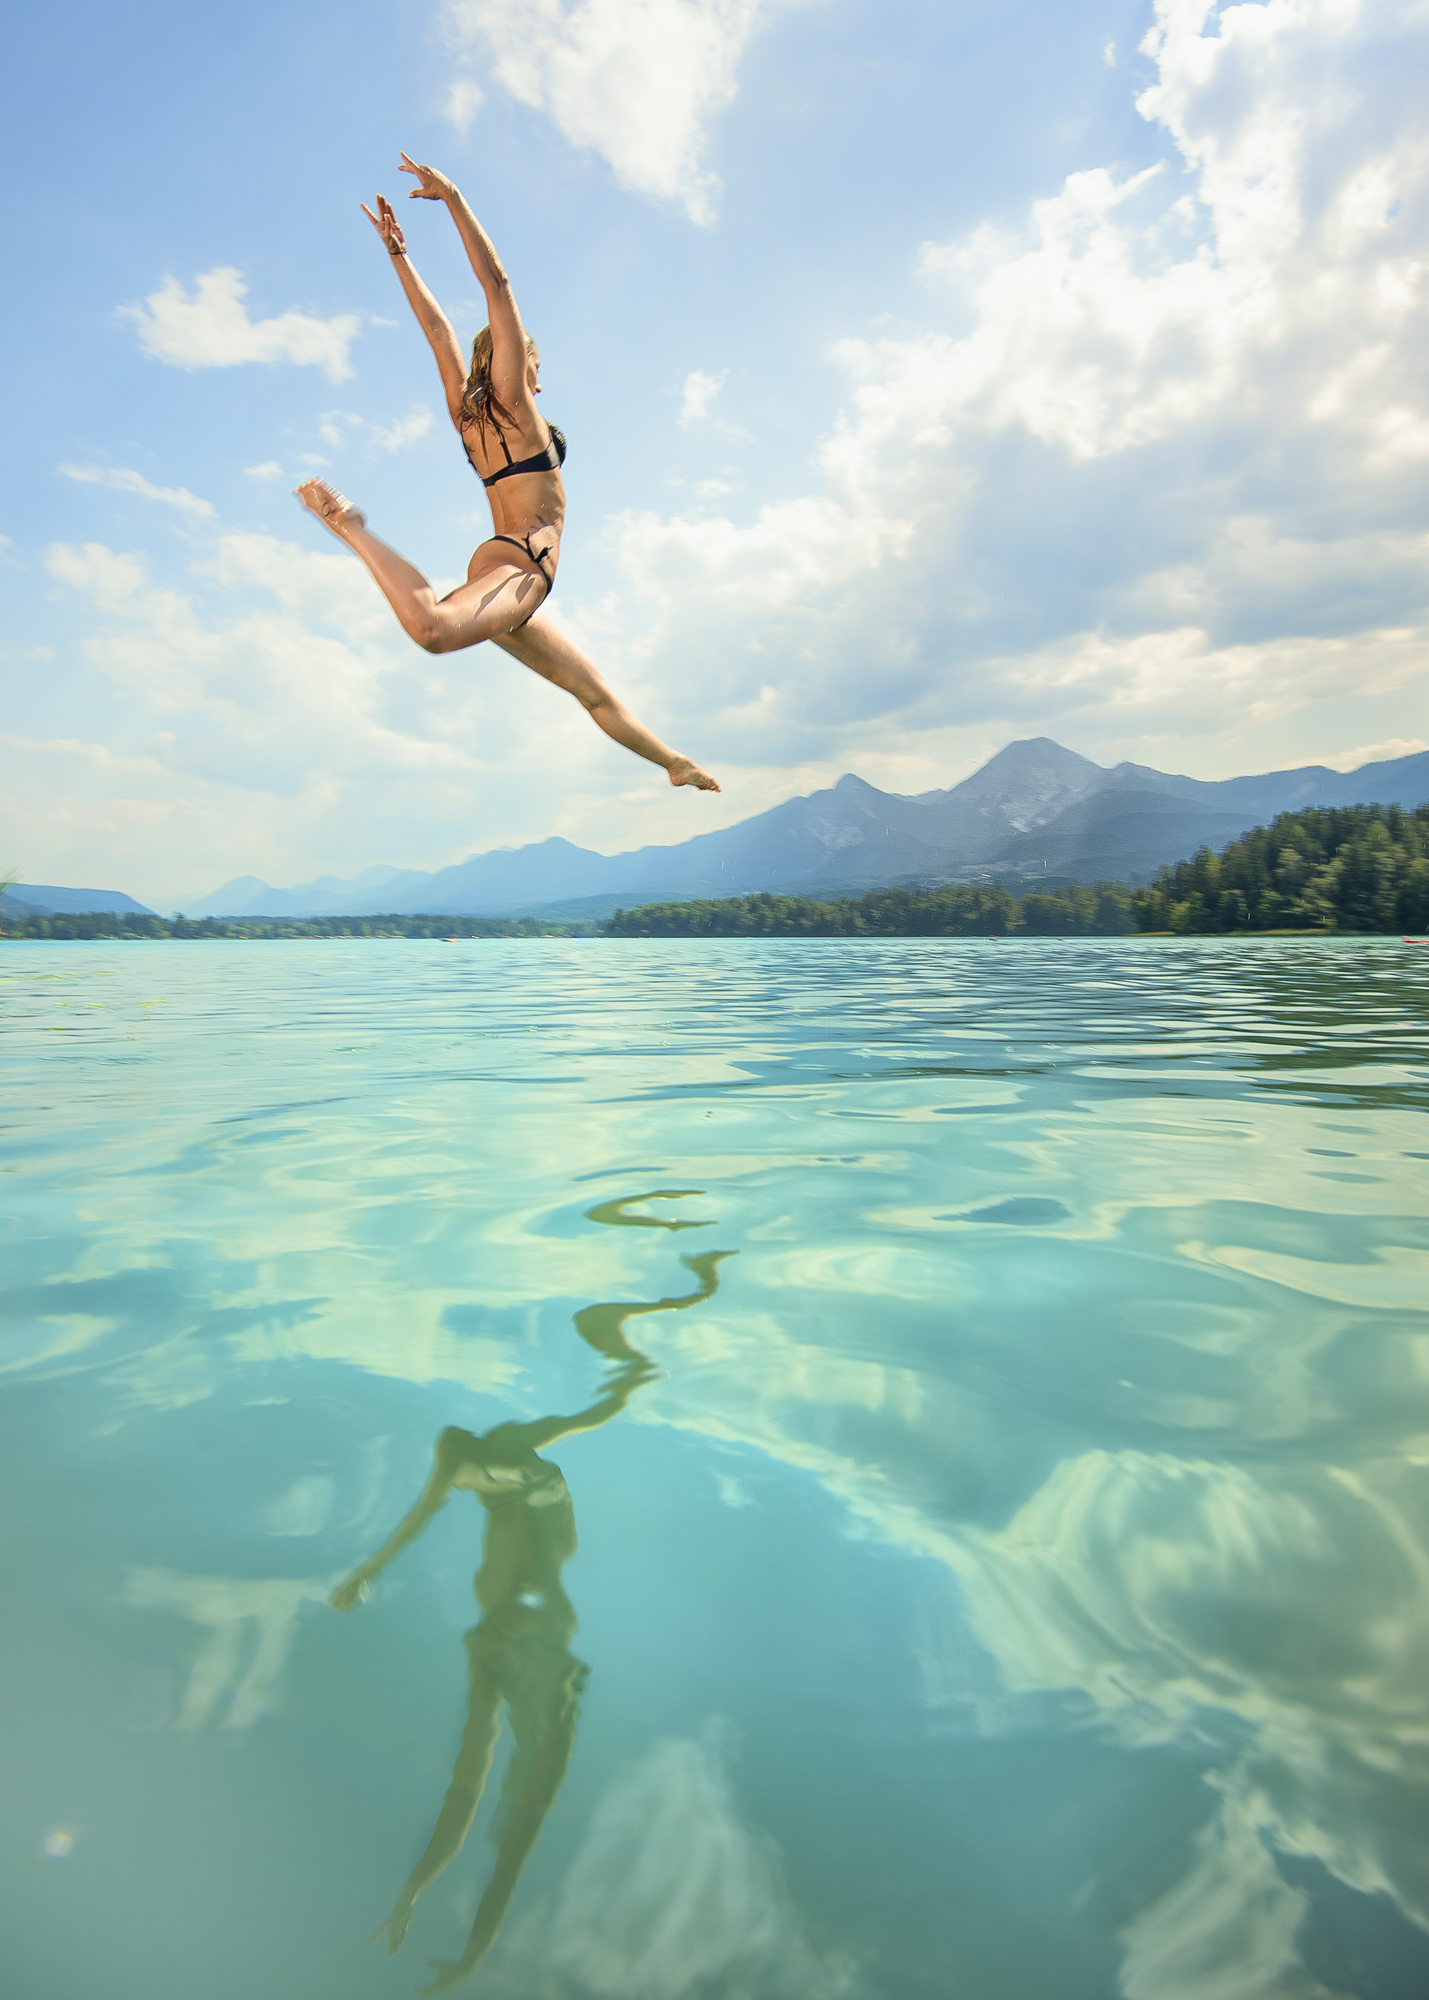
[
  {"x1": 19, "y1": 0, "x2": 1429, "y2": 895},
  {"x1": 46, "y1": 541, "x2": 152, "y2": 610},
  {"x1": 1320, "y1": 735, "x2": 1427, "y2": 771},
  {"x1": 446, "y1": 75, "x2": 485, "y2": 131},
  {"x1": 243, "y1": 460, "x2": 285, "y2": 482},
  {"x1": 582, "y1": 0, "x2": 1429, "y2": 775},
  {"x1": 120, "y1": 267, "x2": 360, "y2": 382},
  {"x1": 59, "y1": 464, "x2": 214, "y2": 519},
  {"x1": 441, "y1": 0, "x2": 790, "y2": 223},
  {"x1": 679, "y1": 368, "x2": 728, "y2": 427},
  {"x1": 29, "y1": 527, "x2": 721, "y2": 901},
  {"x1": 318, "y1": 412, "x2": 365, "y2": 449},
  {"x1": 369, "y1": 405, "x2": 435, "y2": 452},
  {"x1": 317, "y1": 407, "x2": 434, "y2": 453}
]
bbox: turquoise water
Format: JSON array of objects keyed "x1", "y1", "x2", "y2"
[{"x1": 2, "y1": 937, "x2": 1427, "y2": 2000}]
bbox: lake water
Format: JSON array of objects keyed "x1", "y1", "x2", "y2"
[{"x1": 2, "y1": 937, "x2": 1427, "y2": 2000}]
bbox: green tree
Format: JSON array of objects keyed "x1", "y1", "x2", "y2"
[{"x1": 1133, "y1": 803, "x2": 1429, "y2": 933}]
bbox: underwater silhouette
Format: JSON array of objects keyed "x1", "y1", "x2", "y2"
[{"x1": 330, "y1": 1193, "x2": 734, "y2": 1992}]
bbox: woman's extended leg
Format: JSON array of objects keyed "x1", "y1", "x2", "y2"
[
  {"x1": 295, "y1": 480, "x2": 719, "y2": 789},
  {"x1": 370, "y1": 1650, "x2": 505, "y2": 1957},
  {"x1": 294, "y1": 481, "x2": 546, "y2": 652},
  {"x1": 493, "y1": 613, "x2": 720, "y2": 791}
]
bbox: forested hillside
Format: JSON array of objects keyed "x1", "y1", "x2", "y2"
[
  {"x1": 606, "y1": 805, "x2": 1429, "y2": 936},
  {"x1": 1131, "y1": 804, "x2": 1429, "y2": 933},
  {"x1": 606, "y1": 882, "x2": 1136, "y2": 936}
]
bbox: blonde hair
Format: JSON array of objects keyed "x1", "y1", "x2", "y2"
[{"x1": 461, "y1": 326, "x2": 536, "y2": 440}]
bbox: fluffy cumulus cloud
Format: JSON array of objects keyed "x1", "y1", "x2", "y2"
[
  {"x1": 27, "y1": 525, "x2": 716, "y2": 903},
  {"x1": 59, "y1": 465, "x2": 215, "y2": 518},
  {"x1": 21, "y1": 0, "x2": 1429, "y2": 900},
  {"x1": 317, "y1": 405, "x2": 436, "y2": 453},
  {"x1": 440, "y1": 0, "x2": 789, "y2": 222},
  {"x1": 1321, "y1": 732, "x2": 1428, "y2": 769},
  {"x1": 679, "y1": 368, "x2": 728, "y2": 427},
  {"x1": 121, "y1": 267, "x2": 360, "y2": 381},
  {"x1": 600, "y1": 0, "x2": 1429, "y2": 773}
]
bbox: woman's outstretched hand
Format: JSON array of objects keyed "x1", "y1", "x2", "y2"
[
  {"x1": 400, "y1": 152, "x2": 456, "y2": 202},
  {"x1": 360, "y1": 194, "x2": 407, "y2": 257},
  {"x1": 330, "y1": 1572, "x2": 371, "y2": 1612}
]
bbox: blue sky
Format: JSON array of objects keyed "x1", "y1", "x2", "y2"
[{"x1": 4, "y1": 0, "x2": 1427, "y2": 906}]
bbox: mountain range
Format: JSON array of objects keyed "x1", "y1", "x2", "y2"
[
  {"x1": 178, "y1": 738, "x2": 1429, "y2": 923},
  {"x1": 1, "y1": 884, "x2": 155, "y2": 919}
]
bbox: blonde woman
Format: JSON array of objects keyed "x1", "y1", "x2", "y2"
[{"x1": 296, "y1": 154, "x2": 718, "y2": 793}]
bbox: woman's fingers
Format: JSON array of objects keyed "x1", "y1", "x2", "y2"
[
  {"x1": 360, "y1": 202, "x2": 394, "y2": 247},
  {"x1": 360, "y1": 197, "x2": 406, "y2": 252},
  {"x1": 398, "y1": 150, "x2": 448, "y2": 199}
]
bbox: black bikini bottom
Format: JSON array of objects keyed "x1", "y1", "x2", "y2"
[{"x1": 484, "y1": 531, "x2": 556, "y2": 628}]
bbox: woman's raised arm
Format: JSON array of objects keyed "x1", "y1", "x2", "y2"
[
  {"x1": 329, "y1": 1427, "x2": 462, "y2": 1610},
  {"x1": 399, "y1": 154, "x2": 533, "y2": 423},
  {"x1": 361, "y1": 193, "x2": 468, "y2": 427}
]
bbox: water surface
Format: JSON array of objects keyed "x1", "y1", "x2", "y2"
[{"x1": 2, "y1": 938, "x2": 1427, "y2": 1999}]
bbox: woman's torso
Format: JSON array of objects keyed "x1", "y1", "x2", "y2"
[
  {"x1": 456, "y1": 1451, "x2": 578, "y2": 1615},
  {"x1": 462, "y1": 413, "x2": 567, "y2": 543}
]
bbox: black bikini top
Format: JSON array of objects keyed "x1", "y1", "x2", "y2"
[{"x1": 471, "y1": 421, "x2": 568, "y2": 489}]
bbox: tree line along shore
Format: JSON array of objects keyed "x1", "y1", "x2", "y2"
[
  {"x1": 610, "y1": 803, "x2": 1429, "y2": 936},
  {"x1": 4, "y1": 804, "x2": 1426, "y2": 942},
  {"x1": 0, "y1": 912, "x2": 591, "y2": 941}
]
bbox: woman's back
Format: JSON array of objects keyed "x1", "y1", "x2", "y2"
[{"x1": 462, "y1": 414, "x2": 567, "y2": 536}]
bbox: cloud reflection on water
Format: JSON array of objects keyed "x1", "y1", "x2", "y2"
[
  {"x1": 490, "y1": 1734, "x2": 856, "y2": 2000},
  {"x1": 121, "y1": 1567, "x2": 334, "y2": 1731},
  {"x1": 5, "y1": 939, "x2": 1428, "y2": 1996},
  {"x1": 326, "y1": 1204, "x2": 736, "y2": 1989}
]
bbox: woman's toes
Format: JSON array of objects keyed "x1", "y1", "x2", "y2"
[
  {"x1": 669, "y1": 758, "x2": 720, "y2": 792},
  {"x1": 295, "y1": 479, "x2": 364, "y2": 532}
]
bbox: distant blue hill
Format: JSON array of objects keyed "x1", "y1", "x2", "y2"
[
  {"x1": 2, "y1": 884, "x2": 155, "y2": 917},
  {"x1": 185, "y1": 738, "x2": 1429, "y2": 922}
]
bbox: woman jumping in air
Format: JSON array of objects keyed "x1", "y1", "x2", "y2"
[{"x1": 295, "y1": 154, "x2": 719, "y2": 793}]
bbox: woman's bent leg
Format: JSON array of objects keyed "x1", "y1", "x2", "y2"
[
  {"x1": 493, "y1": 613, "x2": 720, "y2": 791},
  {"x1": 294, "y1": 481, "x2": 546, "y2": 651}
]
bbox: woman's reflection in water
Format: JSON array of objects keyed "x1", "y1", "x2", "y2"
[{"x1": 331, "y1": 1205, "x2": 733, "y2": 1994}]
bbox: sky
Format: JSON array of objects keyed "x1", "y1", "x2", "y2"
[{"x1": 4, "y1": 0, "x2": 1428, "y2": 907}]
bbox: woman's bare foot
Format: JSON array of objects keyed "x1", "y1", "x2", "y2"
[
  {"x1": 294, "y1": 478, "x2": 366, "y2": 537},
  {"x1": 668, "y1": 756, "x2": 720, "y2": 792}
]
